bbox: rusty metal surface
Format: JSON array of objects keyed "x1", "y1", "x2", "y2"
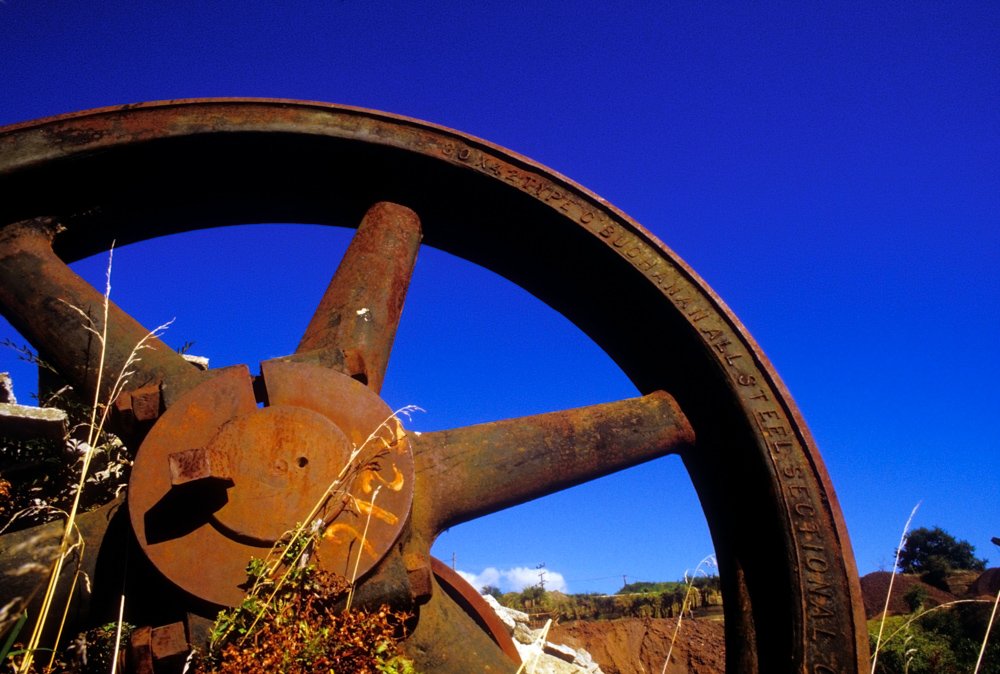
[
  {"x1": 295, "y1": 201, "x2": 422, "y2": 393},
  {"x1": 0, "y1": 217, "x2": 205, "y2": 407},
  {"x1": 128, "y1": 360, "x2": 414, "y2": 606},
  {"x1": 128, "y1": 621, "x2": 188, "y2": 674},
  {"x1": 128, "y1": 366, "x2": 260, "y2": 606},
  {"x1": 0, "y1": 100, "x2": 869, "y2": 673},
  {"x1": 0, "y1": 500, "x2": 121, "y2": 645},
  {"x1": 129, "y1": 625, "x2": 154, "y2": 674},
  {"x1": 258, "y1": 358, "x2": 415, "y2": 579},
  {"x1": 412, "y1": 390, "x2": 694, "y2": 535},
  {"x1": 193, "y1": 405, "x2": 350, "y2": 545},
  {"x1": 149, "y1": 622, "x2": 188, "y2": 670},
  {"x1": 167, "y1": 446, "x2": 233, "y2": 486},
  {"x1": 404, "y1": 573, "x2": 519, "y2": 673},
  {"x1": 430, "y1": 557, "x2": 522, "y2": 665}
]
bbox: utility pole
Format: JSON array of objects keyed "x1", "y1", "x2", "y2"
[{"x1": 536, "y1": 562, "x2": 547, "y2": 589}]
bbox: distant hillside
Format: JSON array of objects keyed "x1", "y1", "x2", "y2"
[{"x1": 497, "y1": 576, "x2": 722, "y2": 623}]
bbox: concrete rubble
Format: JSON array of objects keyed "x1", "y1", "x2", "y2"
[
  {"x1": 0, "y1": 373, "x2": 68, "y2": 441},
  {"x1": 482, "y1": 594, "x2": 604, "y2": 674}
]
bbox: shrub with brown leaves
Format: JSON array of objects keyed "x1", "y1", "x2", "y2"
[{"x1": 195, "y1": 566, "x2": 416, "y2": 674}]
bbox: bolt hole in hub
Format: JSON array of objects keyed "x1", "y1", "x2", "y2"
[{"x1": 0, "y1": 101, "x2": 869, "y2": 673}]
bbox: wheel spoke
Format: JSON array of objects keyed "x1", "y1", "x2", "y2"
[
  {"x1": 0, "y1": 500, "x2": 122, "y2": 639},
  {"x1": 410, "y1": 391, "x2": 694, "y2": 536},
  {"x1": 294, "y1": 202, "x2": 421, "y2": 393},
  {"x1": 0, "y1": 217, "x2": 204, "y2": 407}
]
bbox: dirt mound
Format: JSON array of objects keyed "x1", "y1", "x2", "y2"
[
  {"x1": 550, "y1": 617, "x2": 724, "y2": 674},
  {"x1": 859, "y1": 572, "x2": 956, "y2": 619},
  {"x1": 940, "y1": 569, "x2": 982, "y2": 596},
  {"x1": 968, "y1": 568, "x2": 1000, "y2": 598}
]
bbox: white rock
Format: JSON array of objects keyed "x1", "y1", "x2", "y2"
[
  {"x1": 182, "y1": 354, "x2": 210, "y2": 370},
  {"x1": 573, "y1": 647, "x2": 602, "y2": 672},
  {"x1": 482, "y1": 594, "x2": 520, "y2": 633},
  {"x1": 0, "y1": 373, "x2": 15, "y2": 404},
  {"x1": 517, "y1": 648, "x2": 593, "y2": 674},
  {"x1": 513, "y1": 621, "x2": 536, "y2": 645},
  {"x1": 544, "y1": 641, "x2": 577, "y2": 662},
  {"x1": 478, "y1": 592, "x2": 604, "y2": 673}
]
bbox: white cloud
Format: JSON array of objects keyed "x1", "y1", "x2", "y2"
[
  {"x1": 456, "y1": 569, "x2": 478, "y2": 587},
  {"x1": 457, "y1": 566, "x2": 499, "y2": 590},
  {"x1": 456, "y1": 566, "x2": 567, "y2": 593}
]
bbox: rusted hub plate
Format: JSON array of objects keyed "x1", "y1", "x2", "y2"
[
  {"x1": 204, "y1": 405, "x2": 353, "y2": 545},
  {"x1": 128, "y1": 361, "x2": 414, "y2": 606}
]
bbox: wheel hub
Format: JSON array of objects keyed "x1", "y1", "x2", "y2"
[
  {"x1": 200, "y1": 405, "x2": 352, "y2": 545},
  {"x1": 127, "y1": 359, "x2": 415, "y2": 607}
]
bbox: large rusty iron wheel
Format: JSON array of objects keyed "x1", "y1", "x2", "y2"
[{"x1": 0, "y1": 100, "x2": 868, "y2": 673}]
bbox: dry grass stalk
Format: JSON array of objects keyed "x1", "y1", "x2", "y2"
[
  {"x1": 46, "y1": 563, "x2": 86, "y2": 672},
  {"x1": 514, "y1": 618, "x2": 552, "y2": 674},
  {"x1": 109, "y1": 594, "x2": 125, "y2": 674},
  {"x1": 870, "y1": 502, "x2": 921, "y2": 674},
  {"x1": 972, "y1": 585, "x2": 999, "y2": 674},
  {"x1": 16, "y1": 246, "x2": 171, "y2": 673},
  {"x1": 661, "y1": 555, "x2": 716, "y2": 674},
  {"x1": 344, "y1": 485, "x2": 382, "y2": 613}
]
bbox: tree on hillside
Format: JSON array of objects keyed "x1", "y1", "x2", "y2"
[
  {"x1": 897, "y1": 526, "x2": 986, "y2": 589},
  {"x1": 481, "y1": 585, "x2": 502, "y2": 600}
]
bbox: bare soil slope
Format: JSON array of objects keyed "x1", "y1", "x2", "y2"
[
  {"x1": 551, "y1": 617, "x2": 725, "y2": 674},
  {"x1": 859, "y1": 571, "x2": 957, "y2": 619}
]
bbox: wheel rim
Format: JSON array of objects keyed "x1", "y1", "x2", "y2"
[{"x1": 0, "y1": 99, "x2": 869, "y2": 673}]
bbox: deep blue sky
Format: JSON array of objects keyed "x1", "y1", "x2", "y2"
[{"x1": 1, "y1": 2, "x2": 997, "y2": 594}]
